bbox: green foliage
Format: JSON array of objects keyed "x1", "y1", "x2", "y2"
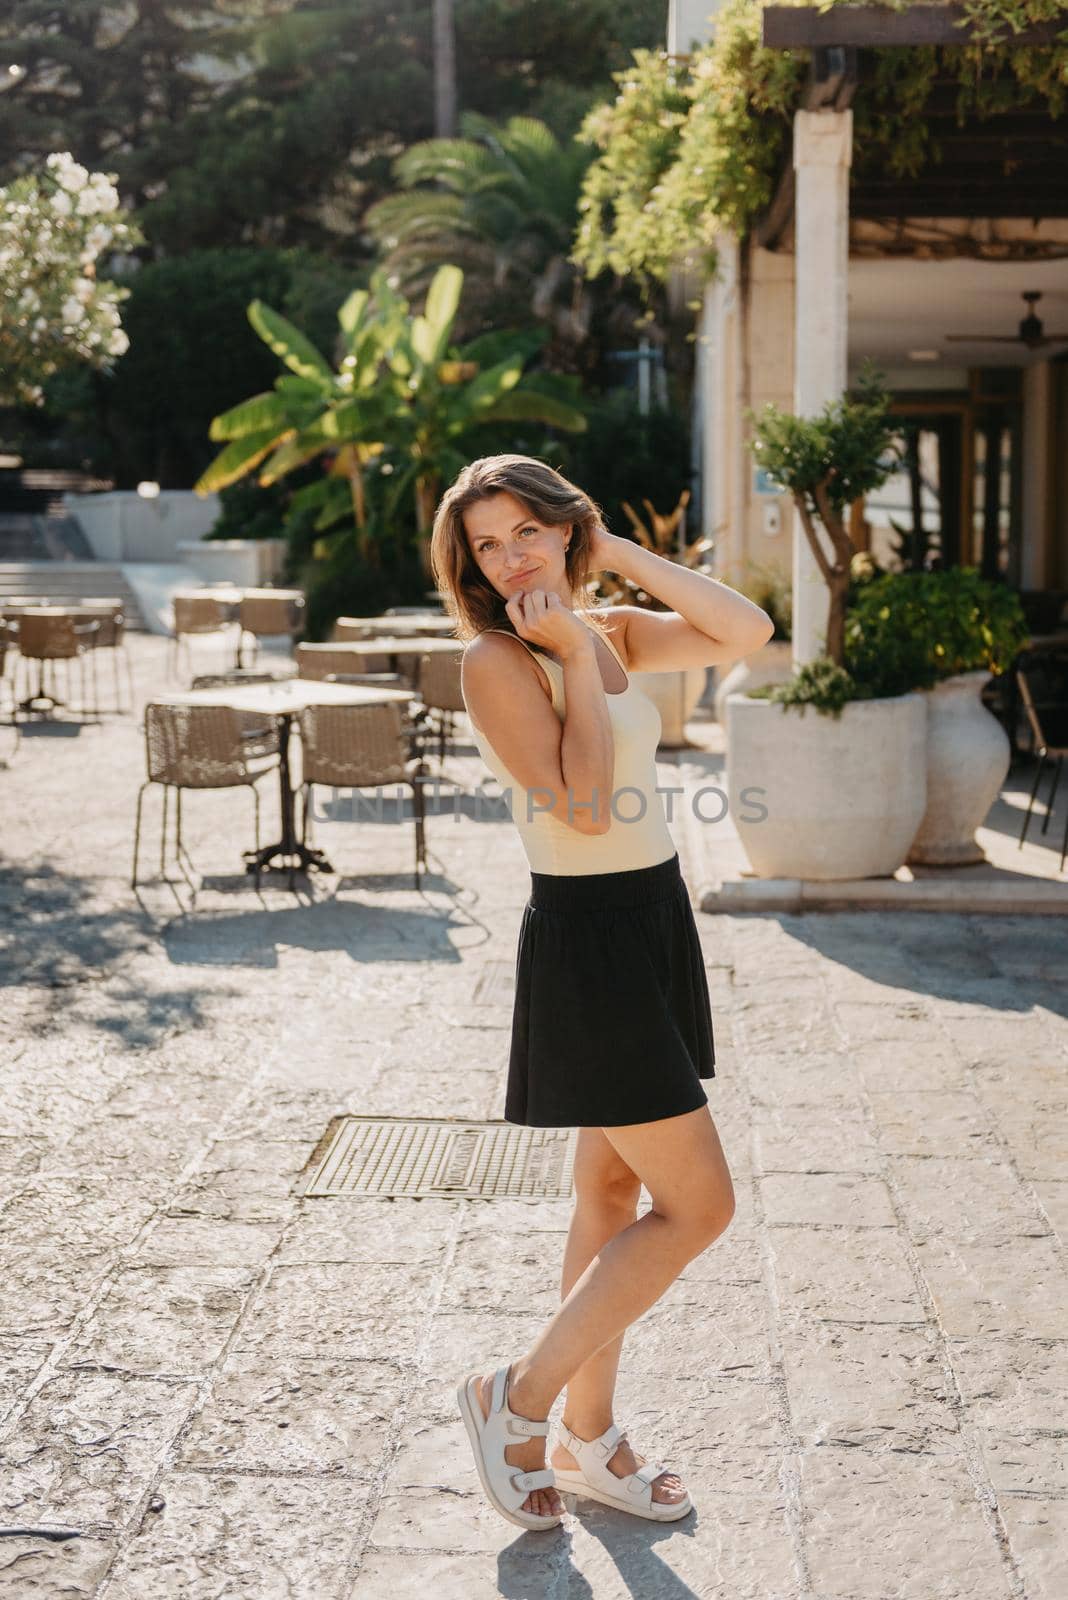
[
  {"x1": 97, "y1": 247, "x2": 350, "y2": 486},
  {"x1": 846, "y1": 567, "x2": 1031, "y2": 685},
  {"x1": 195, "y1": 261, "x2": 589, "y2": 635},
  {"x1": 1, "y1": 1, "x2": 668, "y2": 260},
  {"x1": 749, "y1": 658, "x2": 868, "y2": 719},
  {"x1": 746, "y1": 363, "x2": 902, "y2": 515},
  {"x1": 365, "y1": 111, "x2": 598, "y2": 352},
  {"x1": 573, "y1": 0, "x2": 1068, "y2": 290},
  {"x1": 542, "y1": 387, "x2": 694, "y2": 549},
  {"x1": 0, "y1": 153, "x2": 145, "y2": 407}
]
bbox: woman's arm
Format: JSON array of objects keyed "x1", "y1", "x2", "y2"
[
  {"x1": 592, "y1": 529, "x2": 776, "y2": 673},
  {"x1": 462, "y1": 632, "x2": 614, "y2": 835}
]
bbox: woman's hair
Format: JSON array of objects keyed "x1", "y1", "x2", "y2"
[{"x1": 429, "y1": 453, "x2": 612, "y2": 645}]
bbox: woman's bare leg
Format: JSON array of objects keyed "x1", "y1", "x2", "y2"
[
  {"x1": 471, "y1": 1104, "x2": 734, "y2": 1518},
  {"x1": 545, "y1": 1127, "x2": 687, "y2": 1504}
]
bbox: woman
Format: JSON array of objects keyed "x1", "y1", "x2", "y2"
[{"x1": 430, "y1": 454, "x2": 773, "y2": 1532}]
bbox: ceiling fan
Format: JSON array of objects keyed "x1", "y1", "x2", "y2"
[{"x1": 945, "y1": 291, "x2": 1068, "y2": 351}]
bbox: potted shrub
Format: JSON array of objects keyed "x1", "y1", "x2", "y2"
[
  {"x1": 594, "y1": 488, "x2": 714, "y2": 747},
  {"x1": 713, "y1": 560, "x2": 794, "y2": 721},
  {"x1": 848, "y1": 567, "x2": 1029, "y2": 864},
  {"x1": 726, "y1": 368, "x2": 929, "y2": 881}
]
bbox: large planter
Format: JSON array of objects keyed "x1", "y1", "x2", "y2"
[
  {"x1": 726, "y1": 691, "x2": 928, "y2": 880},
  {"x1": 713, "y1": 640, "x2": 794, "y2": 723},
  {"x1": 906, "y1": 670, "x2": 1010, "y2": 866},
  {"x1": 633, "y1": 666, "x2": 708, "y2": 749}
]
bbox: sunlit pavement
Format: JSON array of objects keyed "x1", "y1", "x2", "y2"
[{"x1": 1, "y1": 631, "x2": 1065, "y2": 1599}]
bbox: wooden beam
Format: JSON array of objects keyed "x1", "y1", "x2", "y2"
[{"x1": 762, "y1": 4, "x2": 1068, "y2": 50}]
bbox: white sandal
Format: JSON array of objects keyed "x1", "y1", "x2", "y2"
[
  {"x1": 552, "y1": 1420, "x2": 693, "y2": 1521},
  {"x1": 456, "y1": 1363, "x2": 564, "y2": 1532}
]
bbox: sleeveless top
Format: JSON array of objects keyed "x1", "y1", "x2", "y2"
[{"x1": 465, "y1": 613, "x2": 678, "y2": 876}]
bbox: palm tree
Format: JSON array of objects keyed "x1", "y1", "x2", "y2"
[{"x1": 364, "y1": 112, "x2": 599, "y2": 359}]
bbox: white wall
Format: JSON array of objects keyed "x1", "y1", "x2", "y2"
[{"x1": 65, "y1": 490, "x2": 222, "y2": 562}]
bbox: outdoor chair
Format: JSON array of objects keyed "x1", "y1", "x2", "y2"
[
  {"x1": 12, "y1": 611, "x2": 101, "y2": 718},
  {"x1": 236, "y1": 592, "x2": 305, "y2": 668},
  {"x1": 132, "y1": 701, "x2": 279, "y2": 888},
  {"x1": 296, "y1": 643, "x2": 391, "y2": 679},
  {"x1": 190, "y1": 670, "x2": 291, "y2": 760},
  {"x1": 1017, "y1": 654, "x2": 1068, "y2": 871},
  {"x1": 297, "y1": 700, "x2": 430, "y2": 888},
  {"x1": 170, "y1": 593, "x2": 240, "y2": 681},
  {"x1": 417, "y1": 648, "x2": 466, "y2": 767},
  {"x1": 80, "y1": 600, "x2": 134, "y2": 714}
]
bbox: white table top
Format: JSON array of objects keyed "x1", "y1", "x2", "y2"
[
  {"x1": 336, "y1": 615, "x2": 456, "y2": 637},
  {"x1": 154, "y1": 679, "x2": 416, "y2": 715},
  {"x1": 300, "y1": 636, "x2": 461, "y2": 654}
]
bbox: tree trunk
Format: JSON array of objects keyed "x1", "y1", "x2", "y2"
[{"x1": 433, "y1": 0, "x2": 457, "y2": 138}]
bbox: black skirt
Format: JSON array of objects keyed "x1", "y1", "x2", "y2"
[{"x1": 505, "y1": 850, "x2": 716, "y2": 1128}]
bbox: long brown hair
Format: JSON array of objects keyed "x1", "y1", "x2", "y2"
[{"x1": 430, "y1": 454, "x2": 613, "y2": 647}]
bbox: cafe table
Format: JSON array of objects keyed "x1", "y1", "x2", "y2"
[
  {"x1": 297, "y1": 634, "x2": 462, "y2": 685},
  {"x1": 334, "y1": 614, "x2": 457, "y2": 640},
  {"x1": 155, "y1": 677, "x2": 417, "y2": 882}
]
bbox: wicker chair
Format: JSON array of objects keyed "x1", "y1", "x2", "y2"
[
  {"x1": 1017, "y1": 654, "x2": 1068, "y2": 871},
  {"x1": 237, "y1": 592, "x2": 305, "y2": 668},
  {"x1": 297, "y1": 700, "x2": 430, "y2": 888},
  {"x1": 133, "y1": 701, "x2": 279, "y2": 887},
  {"x1": 170, "y1": 593, "x2": 240, "y2": 680},
  {"x1": 79, "y1": 599, "x2": 134, "y2": 713},
  {"x1": 12, "y1": 611, "x2": 101, "y2": 717},
  {"x1": 297, "y1": 643, "x2": 392, "y2": 680},
  {"x1": 416, "y1": 648, "x2": 466, "y2": 766},
  {"x1": 190, "y1": 671, "x2": 290, "y2": 759}
]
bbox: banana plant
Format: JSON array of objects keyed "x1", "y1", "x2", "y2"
[{"x1": 195, "y1": 263, "x2": 587, "y2": 571}]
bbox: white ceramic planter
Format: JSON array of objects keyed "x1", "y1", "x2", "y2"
[
  {"x1": 906, "y1": 670, "x2": 1009, "y2": 866},
  {"x1": 632, "y1": 666, "x2": 708, "y2": 748},
  {"x1": 713, "y1": 640, "x2": 794, "y2": 723},
  {"x1": 726, "y1": 690, "x2": 928, "y2": 880}
]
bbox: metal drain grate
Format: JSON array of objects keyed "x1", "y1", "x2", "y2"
[{"x1": 299, "y1": 1117, "x2": 576, "y2": 1199}]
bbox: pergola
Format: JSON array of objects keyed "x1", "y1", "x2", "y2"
[{"x1": 755, "y1": 4, "x2": 1068, "y2": 662}]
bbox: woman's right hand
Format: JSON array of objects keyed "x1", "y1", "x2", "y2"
[{"x1": 506, "y1": 589, "x2": 592, "y2": 659}]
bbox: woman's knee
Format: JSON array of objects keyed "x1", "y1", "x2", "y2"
[
  {"x1": 653, "y1": 1172, "x2": 735, "y2": 1253},
  {"x1": 572, "y1": 1129, "x2": 642, "y2": 1212}
]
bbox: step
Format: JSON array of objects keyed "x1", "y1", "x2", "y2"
[{"x1": 0, "y1": 563, "x2": 147, "y2": 629}]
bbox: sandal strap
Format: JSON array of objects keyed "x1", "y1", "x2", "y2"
[
  {"x1": 511, "y1": 1466, "x2": 556, "y2": 1493},
  {"x1": 506, "y1": 1414, "x2": 549, "y2": 1437}
]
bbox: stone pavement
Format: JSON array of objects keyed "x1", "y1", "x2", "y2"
[{"x1": 0, "y1": 631, "x2": 1066, "y2": 1599}]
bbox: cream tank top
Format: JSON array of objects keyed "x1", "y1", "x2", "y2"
[{"x1": 465, "y1": 613, "x2": 678, "y2": 876}]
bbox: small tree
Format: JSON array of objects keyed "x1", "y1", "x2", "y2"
[
  {"x1": 745, "y1": 364, "x2": 902, "y2": 666},
  {"x1": 0, "y1": 152, "x2": 144, "y2": 408}
]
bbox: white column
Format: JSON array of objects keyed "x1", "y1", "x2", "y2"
[{"x1": 792, "y1": 108, "x2": 853, "y2": 666}]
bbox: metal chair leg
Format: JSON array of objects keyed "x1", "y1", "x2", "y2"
[
  {"x1": 1041, "y1": 754, "x2": 1062, "y2": 836},
  {"x1": 131, "y1": 779, "x2": 150, "y2": 887},
  {"x1": 160, "y1": 785, "x2": 170, "y2": 876},
  {"x1": 1019, "y1": 753, "x2": 1046, "y2": 848}
]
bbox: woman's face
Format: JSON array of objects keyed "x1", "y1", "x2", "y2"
[{"x1": 462, "y1": 491, "x2": 572, "y2": 604}]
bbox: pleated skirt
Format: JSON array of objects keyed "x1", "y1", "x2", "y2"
[{"x1": 505, "y1": 850, "x2": 716, "y2": 1128}]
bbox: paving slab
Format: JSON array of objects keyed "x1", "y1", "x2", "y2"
[{"x1": 0, "y1": 632, "x2": 1065, "y2": 1597}]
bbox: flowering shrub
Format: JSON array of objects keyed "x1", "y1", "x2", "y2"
[{"x1": 0, "y1": 151, "x2": 145, "y2": 407}]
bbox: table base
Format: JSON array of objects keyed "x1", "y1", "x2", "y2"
[{"x1": 243, "y1": 840, "x2": 335, "y2": 878}]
